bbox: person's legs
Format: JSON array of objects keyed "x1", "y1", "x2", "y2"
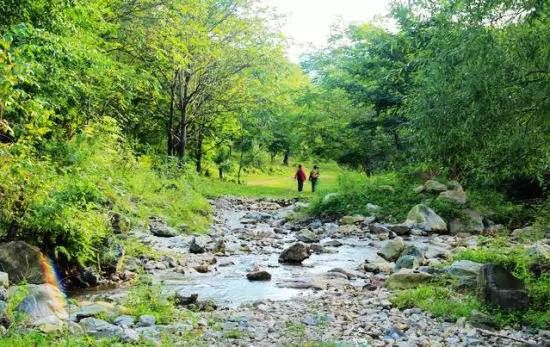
[
  {"x1": 298, "y1": 180, "x2": 304, "y2": 192},
  {"x1": 311, "y1": 179, "x2": 317, "y2": 192}
]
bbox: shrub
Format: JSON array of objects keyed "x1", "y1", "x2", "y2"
[
  {"x1": 0, "y1": 117, "x2": 210, "y2": 277},
  {"x1": 123, "y1": 277, "x2": 177, "y2": 324},
  {"x1": 308, "y1": 171, "x2": 422, "y2": 222}
]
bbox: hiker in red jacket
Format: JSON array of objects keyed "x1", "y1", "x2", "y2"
[{"x1": 294, "y1": 164, "x2": 307, "y2": 192}]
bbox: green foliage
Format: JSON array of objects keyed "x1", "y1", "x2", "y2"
[
  {"x1": 308, "y1": 171, "x2": 422, "y2": 222},
  {"x1": 391, "y1": 285, "x2": 482, "y2": 321},
  {"x1": 0, "y1": 117, "x2": 209, "y2": 272},
  {"x1": 454, "y1": 240, "x2": 550, "y2": 314},
  {"x1": 123, "y1": 277, "x2": 177, "y2": 324},
  {"x1": 453, "y1": 238, "x2": 550, "y2": 328}
]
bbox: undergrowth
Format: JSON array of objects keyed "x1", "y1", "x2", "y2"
[{"x1": 0, "y1": 117, "x2": 209, "y2": 276}]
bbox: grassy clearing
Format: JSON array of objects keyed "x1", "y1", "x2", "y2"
[{"x1": 194, "y1": 162, "x2": 341, "y2": 199}]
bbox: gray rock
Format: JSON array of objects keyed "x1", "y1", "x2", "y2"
[
  {"x1": 120, "y1": 328, "x2": 140, "y2": 343},
  {"x1": 0, "y1": 288, "x2": 7, "y2": 302},
  {"x1": 113, "y1": 315, "x2": 135, "y2": 328},
  {"x1": 174, "y1": 291, "x2": 198, "y2": 305},
  {"x1": 15, "y1": 283, "x2": 68, "y2": 329},
  {"x1": 388, "y1": 224, "x2": 411, "y2": 236},
  {"x1": 0, "y1": 241, "x2": 48, "y2": 284},
  {"x1": 370, "y1": 223, "x2": 391, "y2": 234},
  {"x1": 246, "y1": 270, "x2": 272, "y2": 281},
  {"x1": 322, "y1": 240, "x2": 343, "y2": 247},
  {"x1": 386, "y1": 269, "x2": 433, "y2": 289},
  {"x1": 189, "y1": 237, "x2": 206, "y2": 254},
  {"x1": 449, "y1": 209, "x2": 484, "y2": 235},
  {"x1": 74, "y1": 302, "x2": 116, "y2": 321},
  {"x1": 323, "y1": 223, "x2": 339, "y2": 235},
  {"x1": 377, "y1": 238, "x2": 405, "y2": 261},
  {"x1": 478, "y1": 264, "x2": 529, "y2": 311},
  {"x1": 296, "y1": 229, "x2": 320, "y2": 243},
  {"x1": 527, "y1": 240, "x2": 550, "y2": 260},
  {"x1": 79, "y1": 317, "x2": 123, "y2": 339},
  {"x1": 394, "y1": 255, "x2": 420, "y2": 271},
  {"x1": 425, "y1": 180, "x2": 447, "y2": 193},
  {"x1": 0, "y1": 272, "x2": 8, "y2": 288},
  {"x1": 340, "y1": 215, "x2": 364, "y2": 225},
  {"x1": 405, "y1": 204, "x2": 447, "y2": 233},
  {"x1": 446, "y1": 260, "x2": 483, "y2": 289},
  {"x1": 148, "y1": 216, "x2": 178, "y2": 237},
  {"x1": 363, "y1": 260, "x2": 392, "y2": 274},
  {"x1": 439, "y1": 187, "x2": 467, "y2": 205},
  {"x1": 138, "y1": 315, "x2": 156, "y2": 327},
  {"x1": 279, "y1": 243, "x2": 310, "y2": 264}
]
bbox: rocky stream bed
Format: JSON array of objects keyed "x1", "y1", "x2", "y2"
[{"x1": 3, "y1": 197, "x2": 549, "y2": 346}]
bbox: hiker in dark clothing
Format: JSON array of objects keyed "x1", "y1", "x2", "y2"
[
  {"x1": 309, "y1": 165, "x2": 320, "y2": 192},
  {"x1": 294, "y1": 164, "x2": 307, "y2": 192}
]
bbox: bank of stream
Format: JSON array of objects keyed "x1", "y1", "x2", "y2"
[{"x1": 70, "y1": 197, "x2": 546, "y2": 346}]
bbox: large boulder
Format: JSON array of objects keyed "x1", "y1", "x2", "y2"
[
  {"x1": 279, "y1": 243, "x2": 310, "y2": 264},
  {"x1": 385, "y1": 269, "x2": 433, "y2": 289},
  {"x1": 377, "y1": 238, "x2": 405, "y2": 261},
  {"x1": 446, "y1": 260, "x2": 482, "y2": 289},
  {"x1": 405, "y1": 204, "x2": 447, "y2": 233},
  {"x1": 15, "y1": 283, "x2": 68, "y2": 330},
  {"x1": 0, "y1": 241, "x2": 49, "y2": 284},
  {"x1": 477, "y1": 264, "x2": 529, "y2": 311},
  {"x1": 148, "y1": 216, "x2": 178, "y2": 237},
  {"x1": 449, "y1": 209, "x2": 484, "y2": 235}
]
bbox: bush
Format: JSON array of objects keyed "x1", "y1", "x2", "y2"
[
  {"x1": 308, "y1": 171, "x2": 422, "y2": 222},
  {"x1": 123, "y1": 277, "x2": 177, "y2": 324},
  {"x1": 0, "y1": 117, "x2": 210, "y2": 276}
]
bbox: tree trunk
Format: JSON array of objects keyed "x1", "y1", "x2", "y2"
[
  {"x1": 167, "y1": 70, "x2": 178, "y2": 157},
  {"x1": 237, "y1": 143, "x2": 244, "y2": 184},
  {"x1": 176, "y1": 71, "x2": 191, "y2": 163},
  {"x1": 392, "y1": 129, "x2": 401, "y2": 152},
  {"x1": 283, "y1": 150, "x2": 290, "y2": 166},
  {"x1": 195, "y1": 121, "x2": 205, "y2": 173},
  {"x1": 218, "y1": 167, "x2": 223, "y2": 180}
]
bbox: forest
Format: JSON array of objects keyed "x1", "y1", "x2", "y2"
[{"x1": 0, "y1": 0, "x2": 549, "y2": 345}]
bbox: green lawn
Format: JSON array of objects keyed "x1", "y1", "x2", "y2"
[{"x1": 195, "y1": 162, "x2": 341, "y2": 199}]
